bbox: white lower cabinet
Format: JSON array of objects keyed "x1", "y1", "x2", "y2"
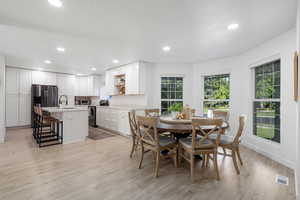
[
  {"x1": 96, "y1": 107, "x2": 131, "y2": 136},
  {"x1": 5, "y1": 94, "x2": 19, "y2": 127},
  {"x1": 18, "y1": 94, "x2": 31, "y2": 126}
]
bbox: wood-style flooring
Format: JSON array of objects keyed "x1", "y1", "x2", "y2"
[{"x1": 0, "y1": 128, "x2": 296, "y2": 200}]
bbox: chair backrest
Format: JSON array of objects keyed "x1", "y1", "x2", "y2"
[
  {"x1": 128, "y1": 110, "x2": 138, "y2": 138},
  {"x1": 35, "y1": 106, "x2": 43, "y2": 116},
  {"x1": 233, "y1": 115, "x2": 247, "y2": 145},
  {"x1": 213, "y1": 110, "x2": 229, "y2": 122},
  {"x1": 191, "y1": 118, "x2": 223, "y2": 149},
  {"x1": 136, "y1": 116, "x2": 159, "y2": 147},
  {"x1": 191, "y1": 109, "x2": 196, "y2": 117},
  {"x1": 144, "y1": 109, "x2": 160, "y2": 117}
]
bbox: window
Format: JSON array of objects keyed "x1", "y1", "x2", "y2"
[
  {"x1": 253, "y1": 59, "x2": 280, "y2": 143},
  {"x1": 203, "y1": 74, "x2": 230, "y2": 113},
  {"x1": 161, "y1": 77, "x2": 183, "y2": 114}
]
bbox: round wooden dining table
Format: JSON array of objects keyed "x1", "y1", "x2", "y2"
[{"x1": 157, "y1": 116, "x2": 229, "y2": 134}]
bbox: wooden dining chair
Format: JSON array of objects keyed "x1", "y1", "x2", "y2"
[
  {"x1": 213, "y1": 110, "x2": 229, "y2": 123},
  {"x1": 191, "y1": 109, "x2": 196, "y2": 117},
  {"x1": 136, "y1": 115, "x2": 178, "y2": 177},
  {"x1": 128, "y1": 110, "x2": 139, "y2": 158},
  {"x1": 144, "y1": 109, "x2": 160, "y2": 117},
  {"x1": 178, "y1": 118, "x2": 223, "y2": 181},
  {"x1": 216, "y1": 115, "x2": 247, "y2": 174}
]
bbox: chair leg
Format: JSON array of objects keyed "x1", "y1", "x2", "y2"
[
  {"x1": 190, "y1": 153, "x2": 195, "y2": 182},
  {"x1": 222, "y1": 147, "x2": 227, "y2": 156},
  {"x1": 138, "y1": 144, "x2": 144, "y2": 169},
  {"x1": 205, "y1": 154, "x2": 209, "y2": 168},
  {"x1": 213, "y1": 151, "x2": 220, "y2": 180},
  {"x1": 201, "y1": 154, "x2": 206, "y2": 168},
  {"x1": 155, "y1": 152, "x2": 160, "y2": 178},
  {"x1": 173, "y1": 148, "x2": 178, "y2": 168},
  {"x1": 178, "y1": 145, "x2": 183, "y2": 167},
  {"x1": 236, "y1": 146, "x2": 243, "y2": 166},
  {"x1": 232, "y1": 150, "x2": 240, "y2": 175},
  {"x1": 130, "y1": 137, "x2": 136, "y2": 158}
]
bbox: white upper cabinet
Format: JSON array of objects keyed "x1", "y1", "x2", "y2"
[
  {"x1": 125, "y1": 62, "x2": 140, "y2": 95},
  {"x1": 32, "y1": 71, "x2": 56, "y2": 85},
  {"x1": 105, "y1": 70, "x2": 115, "y2": 96},
  {"x1": 56, "y1": 74, "x2": 76, "y2": 96},
  {"x1": 105, "y1": 61, "x2": 148, "y2": 95},
  {"x1": 75, "y1": 75, "x2": 102, "y2": 96},
  {"x1": 19, "y1": 69, "x2": 32, "y2": 94},
  {"x1": 76, "y1": 76, "x2": 88, "y2": 96}
]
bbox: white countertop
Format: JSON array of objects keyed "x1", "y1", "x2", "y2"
[
  {"x1": 96, "y1": 105, "x2": 149, "y2": 110},
  {"x1": 42, "y1": 107, "x2": 88, "y2": 113}
]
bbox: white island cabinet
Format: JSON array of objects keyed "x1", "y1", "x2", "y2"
[
  {"x1": 42, "y1": 107, "x2": 89, "y2": 144},
  {"x1": 96, "y1": 106, "x2": 132, "y2": 136}
]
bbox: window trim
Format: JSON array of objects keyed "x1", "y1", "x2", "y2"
[
  {"x1": 160, "y1": 76, "x2": 184, "y2": 113},
  {"x1": 251, "y1": 59, "x2": 281, "y2": 144}
]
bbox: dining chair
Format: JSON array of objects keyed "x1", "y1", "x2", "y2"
[
  {"x1": 216, "y1": 115, "x2": 247, "y2": 174},
  {"x1": 178, "y1": 118, "x2": 223, "y2": 181},
  {"x1": 213, "y1": 110, "x2": 229, "y2": 123},
  {"x1": 136, "y1": 115, "x2": 178, "y2": 177},
  {"x1": 128, "y1": 110, "x2": 139, "y2": 158},
  {"x1": 191, "y1": 109, "x2": 196, "y2": 117},
  {"x1": 144, "y1": 109, "x2": 160, "y2": 117}
]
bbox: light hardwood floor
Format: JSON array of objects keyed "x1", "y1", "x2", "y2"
[{"x1": 0, "y1": 128, "x2": 296, "y2": 200}]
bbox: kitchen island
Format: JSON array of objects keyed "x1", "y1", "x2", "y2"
[{"x1": 42, "y1": 107, "x2": 89, "y2": 144}]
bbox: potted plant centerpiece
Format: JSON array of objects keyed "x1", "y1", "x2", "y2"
[{"x1": 167, "y1": 103, "x2": 183, "y2": 119}]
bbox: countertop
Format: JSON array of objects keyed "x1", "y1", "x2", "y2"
[
  {"x1": 42, "y1": 107, "x2": 88, "y2": 113},
  {"x1": 96, "y1": 105, "x2": 149, "y2": 110}
]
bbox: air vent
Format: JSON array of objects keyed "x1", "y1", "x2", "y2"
[{"x1": 275, "y1": 175, "x2": 289, "y2": 185}]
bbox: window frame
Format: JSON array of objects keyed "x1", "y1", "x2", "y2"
[
  {"x1": 160, "y1": 76, "x2": 184, "y2": 114},
  {"x1": 201, "y1": 73, "x2": 231, "y2": 114},
  {"x1": 251, "y1": 59, "x2": 281, "y2": 144}
]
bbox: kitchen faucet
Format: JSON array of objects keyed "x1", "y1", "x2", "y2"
[{"x1": 59, "y1": 95, "x2": 68, "y2": 105}]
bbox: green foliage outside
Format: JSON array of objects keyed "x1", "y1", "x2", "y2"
[
  {"x1": 203, "y1": 74, "x2": 230, "y2": 113},
  {"x1": 204, "y1": 75, "x2": 230, "y2": 100},
  {"x1": 167, "y1": 103, "x2": 183, "y2": 113}
]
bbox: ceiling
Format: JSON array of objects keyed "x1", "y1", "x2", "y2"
[{"x1": 0, "y1": 0, "x2": 297, "y2": 74}]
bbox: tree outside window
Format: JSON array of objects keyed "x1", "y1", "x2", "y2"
[{"x1": 203, "y1": 74, "x2": 230, "y2": 113}]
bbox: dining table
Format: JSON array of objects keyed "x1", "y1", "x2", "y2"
[{"x1": 157, "y1": 116, "x2": 229, "y2": 134}]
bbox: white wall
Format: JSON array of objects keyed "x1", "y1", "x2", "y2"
[
  {"x1": 0, "y1": 55, "x2": 5, "y2": 143},
  {"x1": 296, "y1": 0, "x2": 300, "y2": 198},
  {"x1": 193, "y1": 29, "x2": 297, "y2": 169}
]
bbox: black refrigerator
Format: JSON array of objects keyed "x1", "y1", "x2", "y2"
[{"x1": 31, "y1": 84, "x2": 58, "y2": 127}]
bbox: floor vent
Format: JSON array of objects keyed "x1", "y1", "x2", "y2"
[{"x1": 275, "y1": 175, "x2": 289, "y2": 185}]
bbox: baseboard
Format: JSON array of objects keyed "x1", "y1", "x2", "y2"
[{"x1": 242, "y1": 140, "x2": 294, "y2": 169}]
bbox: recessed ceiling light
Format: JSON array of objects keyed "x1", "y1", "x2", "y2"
[
  {"x1": 91, "y1": 67, "x2": 97, "y2": 71},
  {"x1": 56, "y1": 47, "x2": 65, "y2": 52},
  {"x1": 227, "y1": 23, "x2": 239, "y2": 30},
  {"x1": 48, "y1": 0, "x2": 63, "y2": 8},
  {"x1": 112, "y1": 59, "x2": 119, "y2": 64},
  {"x1": 162, "y1": 46, "x2": 171, "y2": 52},
  {"x1": 44, "y1": 60, "x2": 52, "y2": 64}
]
